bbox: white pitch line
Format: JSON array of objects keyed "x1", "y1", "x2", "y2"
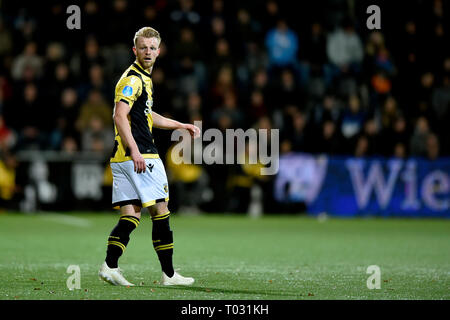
[{"x1": 38, "y1": 213, "x2": 92, "y2": 228}]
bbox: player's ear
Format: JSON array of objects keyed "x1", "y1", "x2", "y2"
[{"x1": 132, "y1": 46, "x2": 137, "y2": 56}]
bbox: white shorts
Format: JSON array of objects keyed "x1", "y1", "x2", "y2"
[{"x1": 111, "y1": 158, "x2": 169, "y2": 209}]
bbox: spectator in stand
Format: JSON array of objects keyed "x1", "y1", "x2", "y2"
[
  {"x1": 83, "y1": 0, "x2": 102, "y2": 35},
  {"x1": 171, "y1": 27, "x2": 207, "y2": 96},
  {"x1": 81, "y1": 115, "x2": 115, "y2": 155},
  {"x1": 152, "y1": 68, "x2": 175, "y2": 117},
  {"x1": 168, "y1": 0, "x2": 201, "y2": 38},
  {"x1": 432, "y1": 69, "x2": 450, "y2": 121},
  {"x1": 265, "y1": 18, "x2": 299, "y2": 79},
  {"x1": 287, "y1": 111, "x2": 308, "y2": 152},
  {"x1": 211, "y1": 90, "x2": 244, "y2": 129},
  {"x1": 395, "y1": 20, "x2": 421, "y2": 108},
  {"x1": 363, "y1": 31, "x2": 385, "y2": 77},
  {"x1": 393, "y1": 142, "x2": 407, "y2": 159},
  {"x1": 247, "y1": 90, "x2": 268, "y2": 127},
  {"x1": 11, "y1": 42, "x2": 43, "y2": 81},
  {"x1": 379, "y1": 96, "x2": 401, "y2": 132},
  {"x1": 425, "y1": 133, "x2": 440, "y2": 161},
  {"x1": 261, "y1": 0, "x2": 282, "y2": 34},
  {"x1": 42, "y1": 42, "x2": 66, "y2": 81},
  {"x1": 390, "y1": 116, "x2": 410, "y2": 155},
  {"x1": 76, "y1": 89, "x2": 113, "y2": 134},
  {"x1": 432, "y1": 70, "x2": 450, "y2": 155},
  {"x1": 316, "y1": 120, "x2": 341, "y2": 155},
  {"x1": 173, "y1": 27, "x2": 203, "y2": 64},
  {"x1": 326, "y1": 18, "x2": 363, "y2": 84},
  {"x1": 49, "y1": 88, "x2": 80, "y2": 150},
  {"x1": 0, "y1": 76, "x2": 13, "y2": 115},
  {"x1": 186, "y1": 91, "x2": 203, "y2": 122},
  {"x1": 44, "y1": 61, "x2": 75, "y2": 104},
  {"x1": 0, "y1": 115, "x2": 16, "y2": 152},
  {"x1": 209, "y1": 65, "x2": 237, "y2": 109},
  {"x1": 75, "y1": 35, "x2": 106, "y2": 82},
  {"x1": 273, "y1": 68, "x2": 303, "y2": 109},
  {"x1": 309, "y1": 93, "x2": 342, "y2": 128},
  {"x1": 105, "y1": 0, "x2": 134, "y2": 45},
  {"x1": 361, "y1": 118, "x2": 380, "y2": 156},
  {"x1": 234, "y1": 8, "x2": 262, "y2": 52},
  {"x1": 206, "y1": 16, "x2": 229, "y2": 54},
  {"x1": 10, "y1": 83, "x2": 49, "y2": 150},
  {"x1": 354, "y1": 135, "x2": 369, "y2": 158},
  {"x1": 209, "y1": 38, "x2": 235, "y2": 84},
  {"x1": 250, "y1": 68, "x2": 271, "y2": 99},
  {"x1": 300, "y1": 22, "x2": 328, "y2": 86},
  {"x1": 61, "y1": 136, "x2": 79, "y2": 155},
  {"x1": 417, "y1": 72, "x2": 436, "y2": 107},
  {"x1": 410, "y1": 116, "x2": 431, "y2": 157},
  {"x1": 139, "y1": 4, "x2": 166, "y2": 35},
  {"x1": 78, "y1": 64, "x2": 112, "y2": 102},
  {"x1": 237, "y1": 41, "x2": 269, "y2": 88},
  {"x1": 340, "y1": 94, "x2": 366, "y2": 152}
]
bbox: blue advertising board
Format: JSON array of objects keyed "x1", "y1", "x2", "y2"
[{"x1": 274, "y1": 153, "x2": 450, "y2": 217}]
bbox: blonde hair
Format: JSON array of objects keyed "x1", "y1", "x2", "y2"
[{"x1": 133, "y1": 27, "x2": 161, "y2": 47}]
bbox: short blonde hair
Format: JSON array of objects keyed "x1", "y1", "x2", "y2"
[{"x1": 133, "y1": 27, "x2": 161, "y2": 47}]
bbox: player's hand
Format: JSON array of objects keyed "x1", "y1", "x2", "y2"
[
  {"x1": 184, "y1": 124, "x2": 201, "y2": 139},
  {"x1": 131, "y1": 149, "x2": 146, "y2": 173}
]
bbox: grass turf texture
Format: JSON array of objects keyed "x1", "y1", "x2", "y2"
[{"x1": 0, "y1": 212, "x2": 449, "y2": 300}]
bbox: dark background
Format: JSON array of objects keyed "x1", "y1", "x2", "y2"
[{"x1": 0, "y1": 0, "x2": 449, "y2": 213}]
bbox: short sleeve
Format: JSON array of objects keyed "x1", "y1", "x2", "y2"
[{"x1": 114, "y1": 75, "x2": 142, "y2": 107}]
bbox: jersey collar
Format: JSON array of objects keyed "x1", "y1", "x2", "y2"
[{"x1": 133, "y1": 61, "x2": 152, "y2": 78}]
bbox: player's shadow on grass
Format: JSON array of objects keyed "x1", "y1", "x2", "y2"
[{"x1": 147, "y1": 285, "x2": 302, "y2": 298}]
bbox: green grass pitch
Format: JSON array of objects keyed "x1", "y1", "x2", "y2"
[{"x1": 0, "y1": 211, "x2": 449, "y2": 300}]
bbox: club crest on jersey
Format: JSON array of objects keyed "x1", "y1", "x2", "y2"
[{"x1": 122, "y1": 86, "x2": 133, "y2": 96}]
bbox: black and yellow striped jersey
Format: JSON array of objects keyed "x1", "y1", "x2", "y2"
[{"x1": 110, "y1": 61, "x2": 159, "y2": 163}]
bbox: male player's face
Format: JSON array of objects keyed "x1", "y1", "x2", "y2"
[{"x1": 133, "y1": 37, "x2": 160, "y2": 70}]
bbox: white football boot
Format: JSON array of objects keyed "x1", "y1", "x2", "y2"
[
  {"x1": 98, "y1": 262, "x2": 135, "y2": 286},
  {"x1": 161, "y1": 271, "x2": 195, "y2": 286}
]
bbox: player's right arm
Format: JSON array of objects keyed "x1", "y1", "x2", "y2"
[{"x1": 113, "y1": 101, "x2": 146, "y2": 173}]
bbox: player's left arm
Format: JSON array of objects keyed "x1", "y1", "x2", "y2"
[{"x1": 152, "y1": 111, "x2": 200, "y2": 138}]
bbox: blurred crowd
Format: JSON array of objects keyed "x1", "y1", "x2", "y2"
[{"x1": 0, "y1": 0, "x2": 449, "y2": 212}]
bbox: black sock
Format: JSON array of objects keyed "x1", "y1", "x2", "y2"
[
  {"x1": 105, "y1": 215, "x2": 140, "y2": 268},
  {"x1": 152, "y1": 211, "x2": 174, "y2": 277}
]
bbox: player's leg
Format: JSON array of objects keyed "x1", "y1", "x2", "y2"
[
  {"x1": 105, "y1": 204, "x2": 141, "y2": 269},
  {"x1": 148, "y1": 201, "x2": 194, "y2": 285},
  {"x1": 100, "y1": 161, "x2": 142, "y2": 286},
  {"x1": 99, "y1": 204, "x2": 141, "y2": 286},
  {"x1": 148, "y1": 201, "x2": 174, "y2": 276}
]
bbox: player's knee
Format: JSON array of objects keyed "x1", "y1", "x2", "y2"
[
  {"x1": 120, "y1": 204, "x2": 142, "y2": 219},
  {"x1": 149, "y1": 201, "x2": 169, "y2": 217}
]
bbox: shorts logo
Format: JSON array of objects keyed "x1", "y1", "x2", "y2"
[
  {"x1": 147, "y1": 163, "x2": 154, "y2": 172},
  {"x1": 122, "y1": 86, "x2": 133, "y2": 96},
  {"x1": 144, "y1": 106, "x2": 152, "y2": 116},
  {"x1": 163, "y1": 184, "x2": 168, "y2": 193},
  {"x1": 146, "y1": 99, "x2": 153, "y2": 107}
]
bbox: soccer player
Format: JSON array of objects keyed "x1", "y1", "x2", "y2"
[{"x1": 98, "y1": 27, "x2": 200, "y2": 286}]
